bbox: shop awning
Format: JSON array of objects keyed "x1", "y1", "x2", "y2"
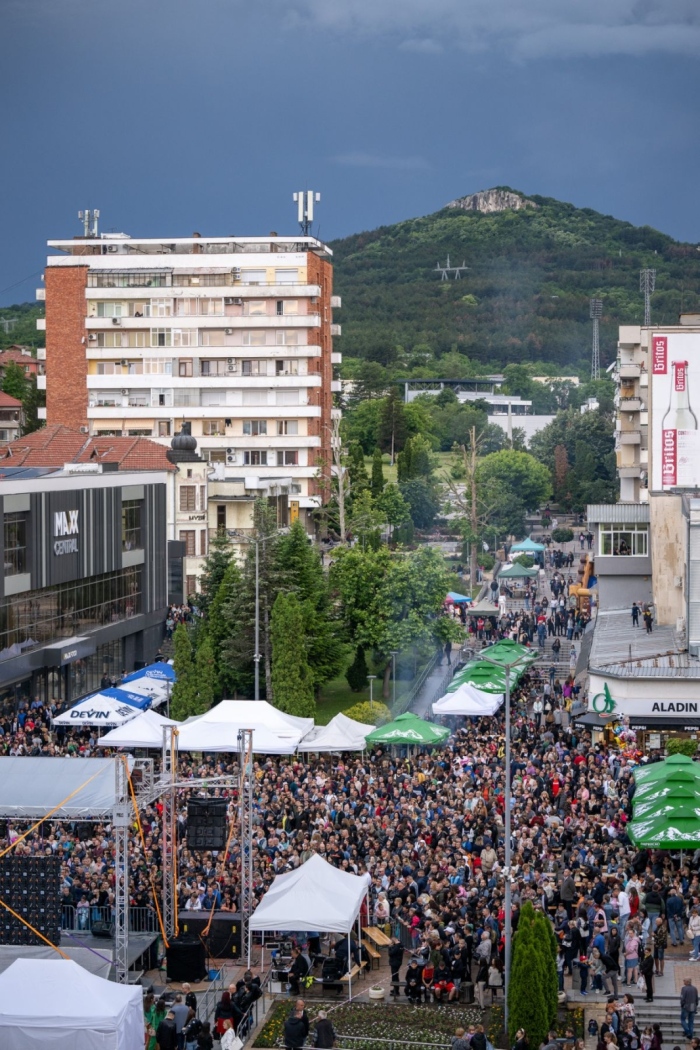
[{"x1": 627, "y1": 715, "x2": 700, "y2": 731}]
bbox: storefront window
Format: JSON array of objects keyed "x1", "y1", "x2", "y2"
[
  {"x1": 0, "y1": 567, "x2": 142, "y2": 660},
  {"x1": 3, "y1": 513, "x2": 27, "y2": 575},
  {"x1": 599, "y1": 524, "x2": 648, "y2": 557},
  {"x1": 122, "y1": 499, "x2": 143, "y2": 551}
]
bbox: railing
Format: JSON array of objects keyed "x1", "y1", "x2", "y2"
[
  {"x1": 391, "y1": 649, "x2": 442, "y2": 717},
  {"x1": 197, "y1": 969, "x2": 227, "y2": 1030},
  {"x1": 330, "y1": 1037, "x2": 452, "y2": 1050},
  {"x1": 61, "y1": 904, "x2": 159, "y2": 934}
]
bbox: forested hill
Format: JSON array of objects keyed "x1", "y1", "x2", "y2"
[{"x1": 330, "y1": 188, "x2": 700, "y2": 376}]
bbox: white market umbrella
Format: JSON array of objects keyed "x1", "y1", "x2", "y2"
[
  {"x1": 97, "y1": 708, "x2": 180, "y2": 748},
  {"x1": 53, "y1": 693, "x2": 143, "y2": 728},
  {"x1": 432, "y1": 682, "x2": 504, "y2": 717}
]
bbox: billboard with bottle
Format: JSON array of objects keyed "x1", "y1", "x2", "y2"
[{"x1": 651, "y1": 333, "x2": 700, "y2": 490}]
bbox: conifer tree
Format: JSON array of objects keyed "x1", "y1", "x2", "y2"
[
  {"x1": 170, "y1": 623, "x2": 198, "y2": 719},
  {"x1": 193, "y1": 635, "x2": 216, "y2": 713},
  {"x1": 270, "y1": 592, "x2": 315, "y2": 717},
  {"x1": 346, "y1": 646, "x2": 369, "y2": 692},
  {"x1": 370, "y1": 448, "x2": 385, "y2": 499},
  {"x1": 508, "y1": 901, "x2": 550, "y2": 1048}
]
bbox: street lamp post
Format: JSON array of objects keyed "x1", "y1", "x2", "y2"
[
  {"x1": 390, "y1": 651, "x2": 399, "y2": 707},
  {"x1": 478, "y1": 650, "x2": 530, "y2": 1039},
  {"x1": 367, "y1": 675, "x2": 377, "y2": 717}
]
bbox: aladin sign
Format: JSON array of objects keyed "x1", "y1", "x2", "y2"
[{"x1": 54, "y1": 509, "x2": 79, "y2": 556}]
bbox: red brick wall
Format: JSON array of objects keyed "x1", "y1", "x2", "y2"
[
  {"x1": 306, "y1": 253, "x2": 333, "y2": 499},
  {"x1": 45, "y1": 266, "x2": 89, "y2": 429}
]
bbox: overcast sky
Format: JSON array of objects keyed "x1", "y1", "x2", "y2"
[{"x1": 1, "y1": 0, "x2": 699, "y2": 305}]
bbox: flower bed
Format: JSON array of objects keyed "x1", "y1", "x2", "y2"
[
  {"x1": 487, "y1": 1004, "x2": 584, "y2": 1048},
  {"x1": 254, "y1": 1000, "x2": 483, "y2": 1049}
]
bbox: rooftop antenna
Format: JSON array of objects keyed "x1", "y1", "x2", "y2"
[
  {"x1": 292, "y1": 191, "x2": 320, "y2": 236},
  {"x1": 435, "y1": 254, "x2": 469, "y2": 280},
  {"x1": 590, "y1": 298, "x2": 603, "y2": 381},
  {"x1": 640, "y1": 268, "x2": 656, "y2": 327},
  {"x1": 78, "y1": 209, "x2": 100, "y2": 237}
]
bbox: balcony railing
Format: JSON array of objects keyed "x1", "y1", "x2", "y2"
[{"x1": 61, "y1": 904, "x2": 159, "y2": 934}]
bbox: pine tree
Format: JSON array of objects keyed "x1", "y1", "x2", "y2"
[
  {"x1": 534, "y1": 910, "x2": 559, "y2": 1029},
  {"x1": 170, "y1": 623, "x2": 198, "y2": 720},
  {"x1": 346, "y1": 646, "x2": 369, "y2": 692},
  {"x1": 370, "y1": 448, "x2": 385, "y2": 499},
  {"x1": 206, "y1": 559, "x2": 243, "y2": 698},
  {"x1": 347, "y1": 442, "x2": 369, "y2": 496},
  {"x1": 378, "y1": 388, "x2": 408, "y2": 460},
  {"x1": 270, "y1": 592, "x2": 315, "y2": 717},
  {"x1": 193, "y1": 635, "x2": 217, "y2": 713},
  {"x1": 198, "y1": 531, "x2": 234, "y2": 614},
  {"x1": 508, "y1": 901, "x2": 550, "y2": 1048}
]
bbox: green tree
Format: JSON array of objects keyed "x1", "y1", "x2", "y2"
[
  {"x1": 270, "y1": 592, "x2": 315, "y2": 717},
  {"x1": 377, "y1": 483, "x2": 411, "y2": 538},
  {"x1": 347, "y1": 441, "x2": 370, "y2": 496},
  {"x1": 530, "y1": 408, "x2": 616, "y2": 510},
  {"x1": 477, "y1": 449, "x2": 552, "y2": 512},
  {"x1": 193, "y1": 635, "x2": 217, "y2": 713},
  {"x1": 349, "y1": 489, "x2": 384, "y2": 550},
  {"x1": 198, "y1": 531, "x2": 234, "y2": 614},
  {"x1": 346, "y1": 645, "x2": 369, "y2": 692},
  {"x1": 508, "y1": 902, "x2": 551, "y2": 1047},
  {"x1": 206, "y1": 559, "x2": 243, "y2": 698},
  {"x1": 21, "y1": 377, "x2": 44, "y2": 435},
  {"x1": 341, "y1": 399, "x2": 383, "y2": 454},
  {"x1": 400, "y1": 478, "x2": 440, "y2": 530},
  {"x1": 170, "y1": 623, "x2": 198, "y2": 719},
  {"x1": 377, "y1": 387, "x2": 408, "y2": 460},
  {"x1": 534, "y1": 910, "x2": 559, "y2": 1029},
  {"x1": 1, "y1": 361, "x2": 27, "y2": 402},
  {"x1": 370, "y1": 448, "x2": 385, "y2": 499},
  {"x1": 343, "y1": 700, "x2": 391, "y2": 725}
]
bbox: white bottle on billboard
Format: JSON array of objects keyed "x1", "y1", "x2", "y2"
[{"x1": 661, "y1": 360, "x2": 698, "y2": 487}]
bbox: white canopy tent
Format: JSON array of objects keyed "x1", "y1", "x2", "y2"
[
  {"x1": 249, "y1": 853, "x2": 371, "y2": 998},
  {"x1": 53, "y1": 692, "x2": 145, "y2": 728},
  {"x1": 113, "y1": 675, "x2": 167, "y2": 707},
  {"x1": 97, "y1": 708, "x2": 180, "y2": 749},
  {"x1": 297, "y1": 712, "x2": 374, "y2": 752},
  {"x1": 432, "y1": 682, "x2": 504, "y2": 717},
  {"x1": 176, "y1": 700, "x2": 313, "y2": 754},
  {"x1": 0, "y1": 958, "x2": 143, "y2": 1050}
]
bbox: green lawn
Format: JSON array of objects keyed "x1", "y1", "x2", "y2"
[
  {"x1": 316, "y1": 661, "x2": 414, "y2": 724},
  {"x1": 363, "y1": 450, "x2": 455, "y2": 486}
]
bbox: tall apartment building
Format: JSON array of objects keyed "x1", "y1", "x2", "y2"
[{"x1": 38, "y1": 232, "x2": 341, "y2": 550}]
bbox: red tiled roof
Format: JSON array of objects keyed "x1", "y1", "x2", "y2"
[
  {"x1": 0, "y1": 392, "x2": 22, "y2": 408},
  {"x1": 0, "y1": 348, "x2": 38, "y2": 369},
  {"x1": 0, "y1": 425, "x2": 175, "y2": 471}
]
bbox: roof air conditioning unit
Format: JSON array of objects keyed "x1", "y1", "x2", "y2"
[
  {"x1": 79, "y1": 426, "x2": 89, "y2": 434},
  {"x1": 225, "y1": 328, "x2": 234, "y2": 335}
]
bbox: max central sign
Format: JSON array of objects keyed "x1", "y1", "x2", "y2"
[{"x1": 54, "y1": 509, "x2": 79, "y2": 556}]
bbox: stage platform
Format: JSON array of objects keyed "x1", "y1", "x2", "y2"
[{"x1": 0, "y1": 932, "x2": 158, "y2": 981}]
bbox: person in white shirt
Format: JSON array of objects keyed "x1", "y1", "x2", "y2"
[{"x1": 616, "y1": 886, "x2": 631, "y2": 940}]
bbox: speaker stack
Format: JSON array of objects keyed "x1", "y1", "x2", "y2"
[
  {"x1": 186, "y1": 799, "x2": 227, "y2": 851},
  {"x1": 0, "y1": 856, "x2": 61, "y2": 946},
  {"x1": 166, "y1": 936, "x2": 207, "y2": 982}
]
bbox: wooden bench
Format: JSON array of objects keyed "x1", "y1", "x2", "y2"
[
  {"x1": 339, "y1": 964, "x2": 361, "y2": 984},
  {"x1": 362, "y1": 939, "x2": 381, "y2": 970}
]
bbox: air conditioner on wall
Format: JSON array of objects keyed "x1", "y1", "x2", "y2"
[
  {"x1": 88, "y1": 334, "x2": 97, "y2": 341},
  {"x1": 226, "y1": 453, "x2": 237, "y2": 465},
  {"x1": 225, "y1": 328, "x2": 234, "y2": 335},
  {"x1": 233, "y1": 298, "x2": 243, "y2": 305},
  {"x1": 111, "y1": 317, "x2": 121, "y2": 325}
]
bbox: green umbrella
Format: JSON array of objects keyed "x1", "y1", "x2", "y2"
[
  {"x1": 510, "y1": 537, "x2": 546, "y2": 553},
  {"x1": 633, "y1": 782, "x2": 700, "y2": 820},
  {"x1": 634, "y1": 769, "x2": 700, "y2": 802},
  {"x1": 628, "y1": 800, "x2": 700, "y2": 848},
  {"x1": 498, "y1": 562, "x2": 539, "y2": 579},
  {"x1": 480, "y1": 640, "x2": 539, "y2": 666},
  {"x1": 448, "y1": 663, "x2": 511, "y2": 694},
  {"x1": 365, "y1": 712, "x2": 450, "y2": 747},
  {"x1": 634, "y1": 754, "x2": 698, "y2": 784}
]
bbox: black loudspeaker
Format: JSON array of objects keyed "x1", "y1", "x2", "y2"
[
  {"x1": 179, "y1": 914, "x2": 242, "y2": 959},
  {"x1": 0, "y1": 856, "x2": 60, "y2": 946},
  {"x1": 166, "y1": 937, "x2": 207, "y2": 982},
  {"x1": 91, "y1": 920, "x2": 113, "y2": 938},
  {"x1": 186, "y1": 798, "x2": 227, "y2": 851}
]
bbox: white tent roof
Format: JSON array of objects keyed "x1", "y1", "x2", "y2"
[
  {"x1": 176, "y1": 720, "x2": 301, "y2": 755},
  {"x1": 122, "y1": 661, "x2": 176, "y2": 683},
  {"x1": 176, "y1": 699, "x2": 313, "y2": 754},
  {"x1": 114, "y1": 675, "x2": 167, "y2": 707},
  {"x1": 53, "y1": 693, "x2": 143, "y2": 727},
  {"x1": 432, "y1": 682, "x2": 504, "y2": 717},
  {"x1": 249, "y1": 853, "x2": 371, "y2": 934},
  {"x1": 298, "y1": 712, "x2": 374, "y2": 752},
  {"x1": 97, "y1": 708, "x2": 180, "y2": 749},
  {"x1": 0, "y1": 757, "x2": 133, "y2": 819},
  {"x1": 0, "y1": 958, "x2": 143, "y2": 1050}
]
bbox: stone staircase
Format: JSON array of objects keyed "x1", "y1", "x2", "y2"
[{"x1": 630, "y1": 997, "x2": 687, "y2": 1043}]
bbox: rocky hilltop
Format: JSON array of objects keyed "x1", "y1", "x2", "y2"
[{"x1": 446, "y1": 188, "x2": 538, "y2": 213}]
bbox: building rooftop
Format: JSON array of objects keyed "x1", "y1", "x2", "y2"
[
  {"x1": 47, "y1": 234, "x2": 331, "y2": 259},
  {"x1": 589, "y1": 608, "x2": 700, "y2": 678},
  {"x1": 0, "y1": 392, "x2": 22, "y2": 408},
  {"x1": 0, "y1": 425, "x2": 176, "y2": 473},
  {"x1": 587, "y1": 503, "x2": 650, "y2": 524}
]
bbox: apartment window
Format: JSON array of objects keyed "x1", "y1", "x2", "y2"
[
  {"x1": 151, "y1": 328, "x2": 171, "y2": 347},
  {"x1": 178, "y1": 359, "x2": 193, "y2": 377},
  {"x1": 150, "y1": 298, "x2": 173, "y2": 317},
  {"x1": 278, "y1": 450, "x2": 298, "y2": 466},
  {"x1": 122, "y1": 499, "x2": 143, "y2": 551},
  {"x1": 200, "y1": 299, "x2": 223, "y2": 315},
  {"x1": 276, "y1": 359, "x2": 299, "y2": 376},
  {"x1": 180, "y1": 486, "x2": 197, "y2": 512},
  {"x1": 200, "y1": 329, "x2": 225, "y2": 346},
  {"x1": 173, "y1": 329, "x2": 196, "y2": 347},
  {"x1": 202, "y1": 420, "x2": 225, "y2": 436},
  {"x1": 4, "y1": 513, "x2": 27, "y2": 576},
  {"x1": 276, "y1": 330, "x2": 299, "y2": 346},
  {"x1": 599, "y1": 524, "x2": 648, "y2": 557},
  {"x1": 89, "y1": 272, "x2": 169, "y2": 289},
  {"x1": 186, "y1": 575, "x2": 197, "y2": 597},
  {"x1": 276, "y1": 389, "x2": 301, "y2": 405},
  {"x1": 244, "y1": 450, "x2": 268, "y2": 466},
  {"x1": 242, "y1": 390, "x2": 267, "y2": 406},
  {"x1": 175, "y1": 298, "x2": 198, "y2": 316},
  {"x1": 173, "y1": 390, "x2": 200, "y2": 407},
  {"x1": 201, "y1": 359, "x2": 228, "y2": 376},
  {"x1": 241, "y1": 360, "x2": 268, "y2": 376},
  {"x1": 244, "y1": 301, "x2": 266, "y2": 317},
  {"x1": 199, "y1": 530, "x2": 207, "y2": 556},
  {"x1": 96, "y1": 302, "x2": 124, "y2": 317},
  {"x1": 277, "y1": 420, "x2": 298, "y2": 436},
  {"x1": 217, "y1": 505, "x2": 226, "y2": 530},
  {"x1": 173, "y1": 273, "x2": 234, "y2": 287},
  {"x1": 143, "y1": 358, "x2": 172, "y2": 375},
  {"x1": 275, "y1": 269, "x2": 298, "y2": 285},
  {"x1": 240, "y1": 269, "x2": 266, "y2": 285},
  {"x1": 243, "y1": 420, "x2": 267, "y2": 436},
  {"x1": 95, "y1": 362, "x2": 113, "y2": 375},
  {"x1": 242, "y1": 331, "x2": 266, "y2": 346},
  {"x1": 180, "y1": 530, "x2": 196, "y2": 557},
  {"x1": 127, "y1": 429, "x2": 152, "y2": 436},
  {"x1": 203, "y1": 449, "x2": 226, "y2": 463},
  {"x1": 282, "y1": 299, "x2": 299, "y2": 315},
  {"x1": 157, "y1": 421, "x2": 171, "y2": 437}
]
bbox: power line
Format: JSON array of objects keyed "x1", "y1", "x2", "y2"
[{"x1": 0, "y1": 270, "x2": 44, "y2": 300}]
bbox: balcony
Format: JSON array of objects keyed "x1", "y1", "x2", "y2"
[
  {"x1": 330, "y1": 295, "x2": 342, "y2": 309},
  {"x1": 36, "y1": 374, "x2": 46, "y2": 390},
  {"x1": 84, "y1": 283, "x2": 323, "y2": 300},
  {"x1": 331, "y1": 380, "x2": 342, "y2": 392},
  {"x1": 36, "y1": 318, "x2": 46, "y2": 331},
  {"x1": 36, "y1": 288, "x2": 45, "y2": 301},
  {"x1": 331, "y1": 352, "x2": 342, "y2": 364},
  {"x1": 619, "y1": 431, "x2": 641, "y2": 444},
  {"x1": 85, "y1": 314, "x2": 321, "y2": 331},
  {"x1": 330, "y1": 324, "x2": 342, "y2": 336},
  {"x1": 36, "y1": 348, "x2": 46, "y2": 360},
  {"x1": 619, "y1": 397, "x2": 643, "y2": 412},
  {"x1": 619, "y1": 363, "x2": 641, "y2": 379},
  {"x1": 618, "y1": 466, "x2": 641, "y2": 478}
]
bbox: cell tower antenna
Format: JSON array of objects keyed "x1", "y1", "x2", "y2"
[
  {"x1": 590, "y1": 298, "x2": 603, "y2": 381},
  {"x1": 292, "y1": 191, "x2": 320, "y2": 236},
  {"x1": 640, "y1": 268, "x2": 656, "y2": 326},
  {"x1": 78, "y1": 209, "x2": 100, "y2": 237}
]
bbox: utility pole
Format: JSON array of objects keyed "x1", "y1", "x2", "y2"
[
  {"x1": 590, "y1": 298, "x2": 602, "y2": 381},
  {"x1": 640, "y1": 269, "x2": 656, "y2": 327}
]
